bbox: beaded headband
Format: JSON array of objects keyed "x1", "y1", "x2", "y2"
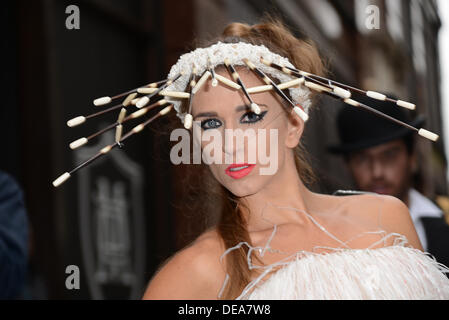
[{"x1": 52, "y1": 41, "x2": 439, "y2": 187}]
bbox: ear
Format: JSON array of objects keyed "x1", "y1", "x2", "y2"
[{"x1": 285, "y1": 104, "x2": 305, "y2": 149}]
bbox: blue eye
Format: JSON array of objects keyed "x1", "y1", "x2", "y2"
[
  {"x1": 201, "y1": 118, "x2": 222, "y2": 130},
  {"x1": 240, "y1": 110, "x2": 268, "y2": 124},
  {"x1": 200, "y1": 110, "x2": 268, "y2": 130}
]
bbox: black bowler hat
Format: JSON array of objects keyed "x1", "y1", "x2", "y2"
[{"x1": 327, "y1": 93, "x2": 426, "y2": 154}]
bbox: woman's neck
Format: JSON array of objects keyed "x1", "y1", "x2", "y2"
[{"x1": 240, "y1": 154, "x2": 318, "y2": 232}]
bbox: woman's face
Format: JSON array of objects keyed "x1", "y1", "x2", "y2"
[{"x1": 191, "y1": 66, "x2": 305, "y2": 197}]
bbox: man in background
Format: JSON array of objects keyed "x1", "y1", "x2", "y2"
[{"x1": 328, "y1": 95, "x2": 449, "y2": 268}]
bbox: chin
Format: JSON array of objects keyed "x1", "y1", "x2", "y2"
[{"x1": 220, "y1": 175, "x2": 269, "y2": 198}]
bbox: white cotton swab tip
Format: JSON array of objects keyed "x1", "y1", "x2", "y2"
[
  {"x1": 418, "y1": 128, "x2": 439, "y2": 141},
  {"x1": 396, "y1": 100, "x2": 416, "y2": 110},
  {"x1": 251, "y1": 103, "x2": 261, "y2": 115},
  {"x1": 333, "y1": 86, "x2": 351, "y2": 99},
  {"x1": 211, "y1": 78, "x2": 218, "y2": 87},
  {"x1": 343, "y1": 98, "x2": 360, "y2": 107},
  {"x1": 366, "y1": 91, "x2": 387, "y2": 101},
  {"x1": 184, "y1": 113, "x2": 193, "y2": 129},
  {"x1": 93, "y1": 96, "x2": 112, "y2": 106},
  {"x1": 136, "y1": 96, "x2": 150, "y2": 109},
  {"x1": 137, "y1": 88, "x2": 158, "y2": 94},
  {"x1": 192, "y1": 71, "x2": 211, "y2": 94},
  {"x1": 52, "y1": 172, "x2": 71, "y2": 187},
  {"x1": 159, "y1": 105, "x2": 172, "y2": 115},
  {"x1": 115, "y1": 124, "x2": 123, "y2": 143},
  {"x1": 293, "y1": 106, "x2": 309, "y2": 122},
  {"x1": 67, "y1": 116, "x2": 86, "y2": 127},
  {"x1": 69, "y1": 137, "x2": 88, "y2": 150},
  {"x1": 304, "y1": 81, "x2": 331, "y2": 93}
]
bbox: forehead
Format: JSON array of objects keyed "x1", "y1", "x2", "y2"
[
  {"x1": 191, "y1": 66, "x2": 282, "y2": 115},
  {"x1": 352, "y1": 139, "x2": 406, "y2": 156}
]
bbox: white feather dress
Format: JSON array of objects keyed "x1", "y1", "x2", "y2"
[{"x1": 219, "y1": 202, "x2": 449, "y2": 300}]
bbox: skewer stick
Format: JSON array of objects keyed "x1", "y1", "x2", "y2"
[
  {"x1": 53, "y1": 105, "x2": 173, "y2": 187},
  {"x1": 136, "y1": 73, "x2": 182, "y2": 109},
  {"x1": 208, "y1": 58, "x2": 218, "y2": 87},
  {"x1": 243, "y1": 58, "x2": 308, "y2": 122},
  {"x1": 192, "y1": 71, "x2": 211, "y2": 94},
  {"x1": 69, "y1": 100, "x2": 169, "y2": 149},
  {"x1": 304, "y1": 84, "x2": 439, "y2": 142},
  {"x1": 214, "y1": 73, "x2": 241, "y2": 90},
  {"x1": 115, "y1": 107, "x2": 127, "y2": 143},
  {"x1": 224, "y1": 58, "x2": 260, "y2": 114},
  {"x1": 92, "y1": 79, "x2": 168, "y2": 106},
  {"x1": 67, "y1": 92, "x2": 141, "y2": 128},
  {"x1": 184, "y1": 68, "x2": 198, "y2": 129},
  {"x1": 259, "y1": 59, "x2": 437, "y2": 141},
  {"x1": 246, "y1": 78, "x2": 305, "y2": 94},
  {"x1": 261, "y1": 58, "x2": 415, "y2": 110}
]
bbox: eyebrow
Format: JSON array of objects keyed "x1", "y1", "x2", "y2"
[{"x1": 193, "y1": 105, "x2": 256, "y2": 120}]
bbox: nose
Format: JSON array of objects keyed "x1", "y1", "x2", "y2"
[
  {"x1": 371, "y1": 159, "x2": 384, "y2": 178},
  {"x1": 222, "y1": 124, "x2": 248, "y2": 164}
]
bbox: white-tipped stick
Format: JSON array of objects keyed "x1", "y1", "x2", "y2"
[
  {"x1": 115, "y1": 124, "x2": 123, "y2": 143},
  {"x1": 159, "y1": 105, "x2": 173, "y2": 115},
  {"x1": 343, "y1": 98, "x2": 361, "y2": 107},
  {"x1": 333, "y1": 86, "x2": 351, "y2": 99},
  {"x1": 93, "y1": 96, "x2": 112, "y2": 106},
  {"x1": 137, "y1": 88, "x2": 158, "y2": 94},
  {"x1": 52, "y1": 172, "x2": 71, "y2": 187},
  {"x1": 304, "y1": 81, "x2": 332, "y2": 93},
  {"x1": 251, "y1": 103, "x2": 261, "y2": 115},
  {"x1": 278, "y1": 78, "x2": 304, "y2": 90},
  {"x1": 396, "y1": 100, "x2": 416, "y2": 110},
  {"x1": 136, "y1": 96, "x2": 150, "y2": 109},
  {"x1": 118, "y1": 108, "x2": 127, "y2": 123},
  {"x1": 67, "y1": 116, "x2": 86, "y2": 127},
  {"x1": 130, "y1": 108, "x2": 149, "y2": 119},
  {"x1": 100, "y1": 145, "x2": 113, "y2": 154},
  {"x1": 418, "y1": 128, "x2": 439, "y2": 141},
  {"x1": 70, "y1": 137, "x2": 88, "y2": 150},
  {"x1": 246, "y1": 79, "x2": 305, "y2": 94},
  {"x1": 133, "y1": 124, "x2": 145, "y2": 133},
  {"x1": 192, "y1": 71, "x2": 211, "y2": 94},
  {"x1": 366, "y1": 91, "x2": 387, "y2": 101},
  {"x1": 293, "y1": 106, "x2": 309, "y2": 122},
  {"x1": 211, "y1": 78, "x2": 218, "y2": 87},
  {"x1": 247, "y1": 85, "x2": 273, "y2": 94},
  {"x1": 214, "y1": 74, "x2": 241, "y2": 90},
  {"x1": 122, "y1": 93, "x2": 138, "y2": 106},
  {"x1": 184, "y1": 113, "x2": 193, "y2": 129},
  {"x1": 159, "y1": 91, "x2": 190, "y2": 99}
]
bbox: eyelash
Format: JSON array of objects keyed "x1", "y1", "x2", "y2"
[{"x1": 200, "y1": 110, "x2": 268, "y2": 130}]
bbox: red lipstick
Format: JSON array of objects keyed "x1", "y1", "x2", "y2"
[{"x1": 225, "y1": 163, "x2": 255, "y2": 179}]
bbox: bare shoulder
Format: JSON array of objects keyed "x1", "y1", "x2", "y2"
[
  {"x1": 375, "y1": 194, "x2": 424, "y2": 250},
  {"x1": 142, "y1": 228, "x2": 226, "y2": 300},
  {"x1": 339, "y1": 193, "x2": 424, "y2": 251},
  {"x1": 323, "y1": 193, "x2": 423, "y2": 251}
]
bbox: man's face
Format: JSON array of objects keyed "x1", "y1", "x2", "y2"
[{"x1": 346, "y1": 139, "x2": 415, "y2": 199}]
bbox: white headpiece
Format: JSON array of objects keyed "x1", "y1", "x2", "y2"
[
  {"x1": 52, "y1": 39, "x2": 438, "y2": 187},
  {"x1": 164, "y1": 41, "x2": 312, "y2": 123}
]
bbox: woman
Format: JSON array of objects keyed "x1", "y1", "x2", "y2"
[{"x1": 141, "y1": 19, "x2": 449, "y2": 300}]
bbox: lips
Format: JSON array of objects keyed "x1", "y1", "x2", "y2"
[
  {"x1": 225, "y1": 163, "x2": 256, "y2": 179},
  {"x1": 371, "y1": 185, "x2": 389, "y2": 194}
]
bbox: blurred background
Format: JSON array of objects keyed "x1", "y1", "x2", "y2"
[{"x1": 1, "y1": 0, "x2": 448, "y2": 299}]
